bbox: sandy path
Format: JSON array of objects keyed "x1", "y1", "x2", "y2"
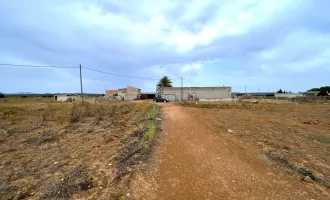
[{"x1": 131, "y1": 104, "x2": 329, "y2": 200}]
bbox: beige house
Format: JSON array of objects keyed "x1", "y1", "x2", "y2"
[{"x1": 105, "y1": 86, "x2": 141, "y2": 100}]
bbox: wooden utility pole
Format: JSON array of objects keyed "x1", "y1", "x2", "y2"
[
  {"x1": 181, "y1": 77, "x2": 183, "y2": 101},
  {"x1": 80, "y1": 64, "x2": 84, "y2": 101}
]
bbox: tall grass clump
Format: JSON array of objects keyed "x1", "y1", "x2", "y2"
[
  {"x1": 146, "y1": 105, "x2": 159, "y2": 120},
  {"x1": 68, "y1": 102, "x2": 92, "y2": 123}
]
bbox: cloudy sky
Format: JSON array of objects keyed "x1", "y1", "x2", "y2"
[{"x1": 1, "y1": 0, "x2": 329, "y2": 93}]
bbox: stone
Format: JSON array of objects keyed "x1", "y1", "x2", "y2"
[{"x1": 304, "y1": 176, "x2": 314, "y2": 183}]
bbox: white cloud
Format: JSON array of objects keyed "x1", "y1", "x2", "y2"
[
  {"x1": 181, "y1": 63, "x2": 201, "y2": 73},
  {"x1": 0, "y1": 0, "x2": 329, "y2": 93}
]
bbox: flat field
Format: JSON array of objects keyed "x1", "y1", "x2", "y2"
[
  {"x1": 0, "y1": 100, "x2": 159, "y2": 199},
  {"x1": 181, "y1": 102, "x2": 330, "y2": 189}
]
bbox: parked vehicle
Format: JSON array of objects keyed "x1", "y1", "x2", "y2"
[{"x1": 153, "y1": 96, "x2": 169, "y2": 102}]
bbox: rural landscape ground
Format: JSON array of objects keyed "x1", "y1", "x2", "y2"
[
  {"x1": 0, "y1": 98, "x2": 160, "y2": 199},
  {"x1": 1, "y1": 98, "x2": 330, "y2": 199}
]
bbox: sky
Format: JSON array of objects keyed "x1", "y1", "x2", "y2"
[{"x1": 0, "y1": 0, "x2": 329, "y2": 93}]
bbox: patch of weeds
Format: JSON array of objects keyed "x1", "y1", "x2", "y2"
[
  {"x1": 13, "y1": 185, "x2": 33, "y2": 200},
  {"x1": 41, "y1": 165, "x2": 93, "y2": 199},
  {"x1": 0, "y1": 106, "x2": 25, "y2": 117},
  {"x1": 146, "y1": 105, "x2": 160, "y2": 120},
  {"x1": 93, "y1": 104, "x2": 107, "y2": 122},
  {"x1": 25, "y1": 131, "x2": 57, "y2": 146},
  {"x1": 139, "y1": 121, "x2": 147, "y2": 131},
  {"x1": 119, "y1": 196, "x2": 127, "y2": 200},
  {"x1": 68, "y1": 102, "x2": 92, "y2": 123},
  {"x1": 143, "y1": 121, "x2": 156, "y2": 150},
  {"x1": 302, "y1": 133, "x2": 330, "y2": 144}
]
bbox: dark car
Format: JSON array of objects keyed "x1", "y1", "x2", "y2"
[{"x1": 153, "y1": 96, "x2": 169, "y2": 102}]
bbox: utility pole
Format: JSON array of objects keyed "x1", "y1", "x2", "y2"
[
  {"x1": 80, "y1": 64, "x2": 83, "y2": 101},
  {"x1": 181, "y1": 77, "x2": 183, "y2": 101}
]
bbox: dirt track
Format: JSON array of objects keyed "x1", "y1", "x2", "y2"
[{"x1": 131, "y1": 104, "x2": 329, "y2": 200}]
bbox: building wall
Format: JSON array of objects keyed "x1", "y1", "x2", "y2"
[
  {"x1": 274, "y1": 93, "x2": 304, "y2": 98},
  {"x1": 124, "y1": 94, "x2": 138, "y2": 100},
  {"x1": 106, "y1": 86, "x2": 141, "y2": 100},
  {"x1": 55, "y1": 95, "x2": 69, "y2": 102},
  {"x1": 305, "y1": 92, "x2": 319, "y2": 96},
  {"x1": 127, "y1": 86, "x2": 141, "y2": 95},
  {"x1": 162, "y1": 87, "x2": 231, "y2": 101},
  {"x1": 106, "y1": 90, "x2": 117, "y2": 97}
]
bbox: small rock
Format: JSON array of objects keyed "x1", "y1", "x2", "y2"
[
  {"x1": 304, "y1": 176, "x2": 314, "y2": 183},
  {"x1": 108, "y1": 163, "x2": 112, "y2": 166},
  {"x1": 156, "y1": 118, "x2": 162, "y2": 121},
  {"x1": 126, "y1": 193, "x2": 131, "y2": 197},
  {"x1": 54, "y1": 162, "x2": 58, "y2": 164},
  {"x1": 228, "y1": 129, "x2": 234, "y2": 133}
]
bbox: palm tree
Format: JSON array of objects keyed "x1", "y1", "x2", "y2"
[{"x1": 157, "y1": 76, "x2": 173, "y2": 91}]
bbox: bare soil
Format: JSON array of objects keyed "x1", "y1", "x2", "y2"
[
  {"x1": 0, "y1": 101, "x2": 157, "y2": 199},
  {"x1": 131, "y1": 103, "x2": 330, "y2": 200}
]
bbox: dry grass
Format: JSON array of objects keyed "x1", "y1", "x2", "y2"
[
  {"x1": 186, "y1": 102, "x2": 330, "y2": 188},
  {"x1": 0, "y1": 101, "x2": 160, "y2": 199}
]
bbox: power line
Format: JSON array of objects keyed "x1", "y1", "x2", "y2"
[
  {"x1": 0, "y1": 63, "x2": 182, "y2": 81},
  {"x1": 82, "y1": 67, "x2": 160, "y2": 80},
  {"x1": 0, "y1": 63, "x2": 78, "y2": 69}
]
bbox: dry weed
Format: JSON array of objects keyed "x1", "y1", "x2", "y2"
[{"x1": 41, "y1": 165, "x2": 93, "y2": 199}]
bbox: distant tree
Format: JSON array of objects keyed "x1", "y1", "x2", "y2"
[
  {"x1": 319, "y1": 86, "x2": 330, "y2": 92},
  {"x1": 308, "y1": 88, "x2": 320, "y2": 92},
  {"x1": 157, "y1": 76, "x2": 173, "y2": 91},
  {"x1": 308, "y1": 86, "x2": 330, "y2": 91},
  {"x1": 0, "y1": 93, "x2": 5, "y2": 98},
  {"x1": 277, "y1": 89, "x2": 283, "y2": 93},
  {"x1": 317, "y1": 91, "x2": 329, "y2": 96}
]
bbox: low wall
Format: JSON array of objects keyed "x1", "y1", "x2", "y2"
[
  {"x1": 274, "y1": 93, "x2": 304, "y2": 98},
  {"x1": 199, "y1": 98, "x2": 236, "y2": 102},
  {"x1": 294, "y1": 96, "x2": 329, "y2": 103}
]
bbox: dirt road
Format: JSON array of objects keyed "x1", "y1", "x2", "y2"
[{"x1": 131, "y1": 104, "x2": 329, "y2": 200}]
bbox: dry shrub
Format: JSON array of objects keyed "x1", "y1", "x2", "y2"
[
  {"x1": 41, "y1": 165, "x2": 93, "y2": 199},
  {"x1": 68, "y1": 102, "x2": 92, "y2": 123},
  {"x1": 25, "y1": 131, "x2": 57, "y2": 146},
  {"x1": 0, "y1": 106, "x2": 25, "y2": 117}
]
